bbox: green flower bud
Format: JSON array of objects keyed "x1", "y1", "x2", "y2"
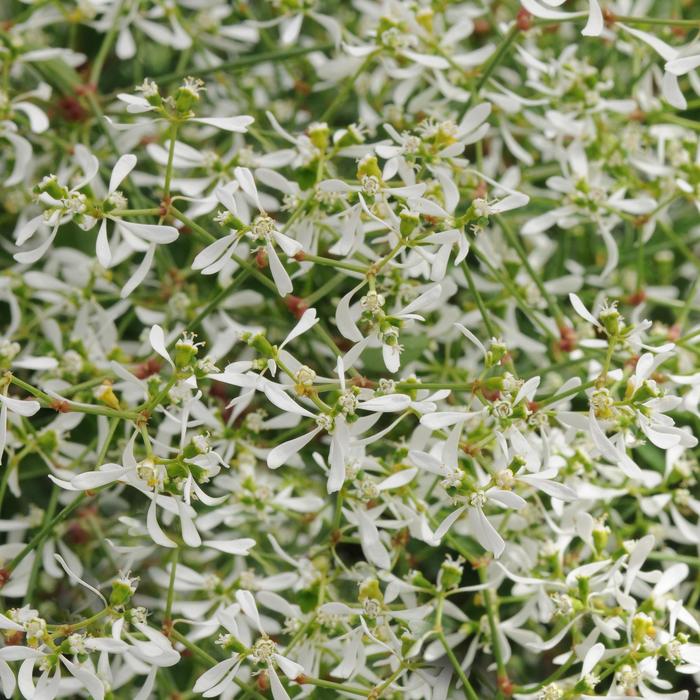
[
  {"x1": 399, "y1": 209, "x2": 420, "y2": 236},
  {"x1": 307, "y1": 122, "x2": 330, "y2": 150},
  {"x1": 110, "y1": 573, "x2": 139, "y2": 607},
  {"x1": 438, "y1": 555, "x2": 464, "y2": 590},
  {"x1": 35, "y1": 174, "x2": 67, "y2": 200},
  {"x1": 358, "y1": 577, "x2": 383, "y2": 603},
  {"x1": 356, "y1": 155, "x2": 382, "y2": 181},
  {"x1": 174, "y1": 333, "x2": 202, "y2": 370},
  {"x1": 174, "y1": 77, "x2": 205, "y2": 114},
  {"x1": 599, "y1": 303, "x2": 622, "y2": 336},
  {"x1": 248, "y1": 333, "x2": 275, "y2": 358}
]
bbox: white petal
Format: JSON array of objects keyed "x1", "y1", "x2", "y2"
[
  {"x1": 109, "y1": 154, "x2": 137, "y2": 194},
  {"x1": 0, "y1": 394, "x2": 40, "y2": 417},
  {"x1": 377, "y1": 468, "x2": 417, "y2": 491},
  {"x1": 454, "y1": 322, "x2": 486, "y2": 356},
  {"x1": 203, "y1": 538, "x2": 256, "y2": 555},
  {"x1": 357, "y1": 394, "x2": 411, "y2": 413},
  {"x1": 147, "y1": 498, "x2": 177, "y2": 548},
  {"x1": 177, "y1": 500, "x2": 201, "y2": 548},
  {"x1": 14, "y1": 102, "x2": 49, "y2": 134},
  {"x1": 569, "y1": 293, "x2": 601, "y2": 328},
  {"x1": 268, "y1": 664, "x2": 291, "y2": 700},
  {"x1": 71, "y1": 465, "x2": 130, "y2": 489},
  {"x1": 234, "y1": 166, "x2": 262, "y2": 208},
  {"x1": 581, "y1": 0, "x2": 603, "y2": 36},
  {"x1": 95, "y1": 219, "x2": 111, "y2": 268},
  {"x1": 280, "y1": 308, "x2": 318, "y2": 349},
  {"x1": 54, "y1": 554, "x2": 107, "y2": 605},
  {"x1": 654, "y1": 563, "x2": 689, "y2": 597},
  {"x1": 61, "y1": 657, "x2": 105, "y2": 700},
  {"x1": 3, "y1": 133, "x2": 31, "y2": 187},
  {"x1": 262, "y1": 381, "x2": 315, "y2": 418},
  {"x1": 488, "y1": 489, "x2": 527, "y2": 510},
  {"x1": 235, "y1": 589, "x2": 262, "y2": 631},
  {"x1": 117, "y1": 219, "x2": 179, "y2": 244},
  {"x1": 149, "y1": 325, "x2": 174, "y2": 366},
  {"x1": 267, "y1": 427, "x2": 322, "y2": 469},
  {"x1": 666, "y1": 54, "x2": 700, "y2": 76},
  {"x1": 14, "y1": 225, "x2": 59, "y2": 265},
  {"x1": 336, "y1": 283, "x2": 364, "y2": 342},
  {"x1": 273, "y1": 231, "x2": 303, "y2": 257},
  {"x1": 192, "y1": 233, "x2": 237, "y2": 271},
  {"x1": 191, "y1": 116, "x2": 255, "y2": 132},
  {"x1": 273, "y1": 654, "x2": 304, "y2": 680},
  {"x1": 468, "y1": 506, "x2": 505, "y2": 557},
  {"x1": 121, "y1": 243, "x2": 156, "y2": 298},
  {"x1": 434, "y1": 505, "x2": 467, "y2": 541},
  {"x1": 193, "y1": 658, "x2": 240, "y2": 694}
]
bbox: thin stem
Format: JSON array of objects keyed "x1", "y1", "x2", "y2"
[
  {"x1": 479, "y1": 566, "x2": 508, "y2": 694},
  {"x1": 496, "y1": 215, "x2": 564, "y2": 326},
  {"x1": 4, "y1": 418, "x2": 120, "y2": 576},
  {"x1": 538, "y1": 378, "x2": 597, "y2": 408},
  {"x1": 299, "y1": 252, "x2": 367, "y2": 274},
  {"x1": 305, "y1": 272, "x2": 345, "y2": 306},
  {"x1": 437, "y1": 629, "x2": 479, "y2": 700},
  {"x1": 89, "y1": 0, "x2": 125, "y2": 86},
  {"x1": 169, "y1": 629, "x2": 268, "y2": 700},
  {"x1": 299, "y1": 676, "x2": 370, "y2": 696},
  {"x1": 461, "y1": 260, "x2": 498, "y2": 339},
  {"x1": 7, "y1": 494, "x2": 86, "y2": 575},
  {"x1": 154, "y1": 43, "x2": 334, "y2": 85},
  {"x1": 461, "y1": 25, "x2": 520, "y2": 117},
  {"x1": 613, "y1": 14, "x2": 700, "y2": 27},
  {"x1": 514, "y1": 653, "x2": 577, "y2": 693},
  {"x1": 24, "y1": 485, "x2": 60, "y2": 605},
  {"x1": 173, "y1": 270, "x2": 251, "y2": 347},
  {"x1": 10, "y1": 375, "x2": 140, "y2": 421},
  {"x1": 110, "y1": 208, "x2": 162, "y2": 217},
  {"x1": 320, "y1": 54, "x2": 375, "y2": 123},
  {"x1": 163, "y1": 122, "x2": 179, "y2": 201},
  {"x1": 164, "y1": 548, "x2": 179, "y2": 623}
]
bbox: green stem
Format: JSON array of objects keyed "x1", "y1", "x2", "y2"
[
  {"x1": 320, "y1": 54, "x2": 375, "y2": 123},
  {"x1": 89, "y1": 0, "x2": 125, "y2": 86},
  {"x1": 299, "y1": 253, "x2": 367, "y2": 274},
  {"x1": 299, "y1": 676, "x2": 370, "y2": 696},
  {"x1": 164, "y1": 548, "x2": 179, "y2": 623},
  {"x1": 305, "y1": 272, "x2": 345, "y2": 306},
  {"x1": 496, "y1": 215, "x2": 564, "y2": 326},
  {"x1": 479, "y1": 566, "x2": 508, "y2": 694},
  {"x1": 514, "y1": 653, "x2": 577, "y2": 693},
  {"x1": 4, "y1": 417, "x2": 120, "y2": 576},
  {"x1": 24, "y1": 485, "x2": 60, "y2": 605},
  {"x1": 163, "y1": 122, "x2": 179, "y2": 201},
  {"x1": 461, "y1": 260, "x2": 498, "y2": 339},
  {"x1": 10, "y1": 375, "x2": 139, "y2": 421},
  {"x1": 437, "y1": 629, "x2": 479, "y2": 700},
  {"x1": 538, "y1": 378, "x2": 597, "y2": 408},
  {"x1": 169, "y1": 629, "x2": 268, "y2": 700},
  {"x1": 110, "y1": 208, "x2": 163, "y2": 217},
  {"x1": 614, "y1": 14, "x2": 700, "y2": 27},
  {"x1": 174, "y1": 270, "x2": 251, "y2": 346},
  {"x1": 154, "y1": 43, "x2": 334, "y2": 85},
  {"x1": 462, "y1": 25, "x2": 520, "y2": 117}
]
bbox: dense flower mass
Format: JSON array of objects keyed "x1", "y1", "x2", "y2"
[{"x1": 2, "y1": 0, "x2": 700, "y2": 698}]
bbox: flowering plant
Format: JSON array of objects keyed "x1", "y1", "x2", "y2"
[{"x1": 1, "y1": 1, "x2": 700, "y2": 698}]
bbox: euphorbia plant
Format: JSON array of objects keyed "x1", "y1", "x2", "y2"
[{"x1": 1, "y1": 1, "x2": 700, "y2": 699}]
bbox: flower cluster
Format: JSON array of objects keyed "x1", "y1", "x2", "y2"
[{"x1": 1, "y1": 0, "x2": 700, "y2": 699}]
